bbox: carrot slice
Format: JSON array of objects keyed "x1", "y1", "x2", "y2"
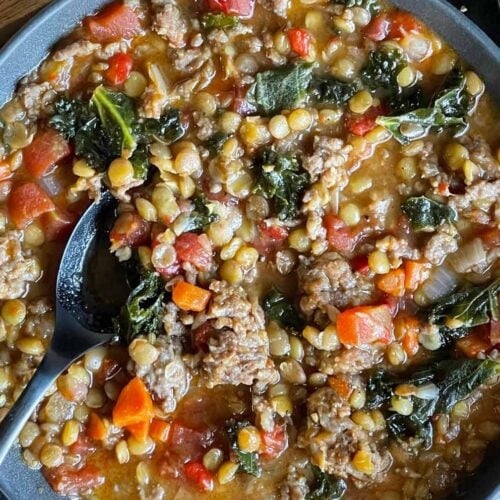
[
  {"x1": 8, "y1": 182, "x2": 55, "y2": 229},
  {"x1": 327, "y1": 376, "x2": 352, "y2": 399},
  {"x1": 126, "y1": 419, "x2": 150, "y2": 441},
  {"x1": 85, "y1": 2, "x2": 141, "y2": 43},
  {"x1": 404, "y1": 260, "x2": 430, "y2": 291},
  {"x1": 376, "y1": 269, "x2": 406, "y2": 297},
  {"x1": 172, "y1": 281, "x2": 211, "y2": 312},
  {"x1": 87, "y1": 413, "x2": 107, "y2": 441},
  {"x1": 150, "y1": 419, "x2": 171, "y2": 442},
  {"x1": 112, "y1": 377, "x2": 153, "y2": 427}
]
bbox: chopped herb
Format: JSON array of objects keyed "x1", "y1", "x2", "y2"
[
  {"x1": 262, "y1": 286, "x2": 305, "y2": 332},
  {"x1": 377, "y1": 69, "x2": 476, "y2": 144},
  {"x1": 254, "y1": 149, "x2": 310, "y2": 221},
  {"x1": 307, "y1": 465, "x2": 347, "y2": 500},
  {"x1": 401, "y1": 196, "x2": 457, "y2": 232},
  {"x1": 226, "y1": 420, "x2": 262, "y2": 477},
  {"x1": 205, "y1": 132, "x2": 231, "y2": 156},
  {"x1": 331, "y1": 0, "x2": 381, "y2": 14},
  {"x1": 201, "y1": 12, "x2": 239, "y2": 29},
  {"x1": 361, "y1": 49, "x2": 406, "y2": 93},
  {"x1": 309, "y1": 75, "x2": 360, "y2": 105},
  {"x1": 184, "y1": 193, "x2": 219, "y2": 233},
  {"x1": 246, "y1": 63, "x2": 315, "y2": 115}
]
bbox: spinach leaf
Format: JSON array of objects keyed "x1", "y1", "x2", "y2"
[
  {"x1": 246, "y1": 63, "x2": 315, "y2": 115},
  {"x1": 253, "y1": 149, "x2": 310, "y2": 221},
  {"x1": 226, "y1": 420, "x2": 262, "y2": 477},
  {"x1": 361, "y1": 49, "x2": 406, "y2": 92},
  {"x1": 425, "y1": 279, "x2": 500, "y2": 329},
  {"x1": 307, "y1": 465, "x2": 347, "y2": 500},
  {"x1": 262, "y1": 286, "x2": 305, "y2": 332},
  {"x1": 331, "y1": 0, "x2": 381, "y2": 14},
  {"x1": 309, "y1": 75, "x2": 359, "y2": 105},
  {"x1": 201, "y1": 12, "x2": 239, "y2": 29},
  {"x1": 116, "y1": 271, "x2": 165, "y2": 343},
  {"x1": 184, "y1": 193, "x2": 219, "y2": 233},
  {"x1": 205, "y1": 132, "x2": 230, "y2": 156},
  {"x1": 401, "y1": 196, "x2": 457, "y2": 232},
  {"x1": 377, "y1": 69, "x2": 475, "y2": 144}
]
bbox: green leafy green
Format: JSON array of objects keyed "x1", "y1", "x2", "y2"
[
  {"x1": 309, "y1": 75, "x2": 359, "y2": 105},
  {"x1": 139, "y1": 109, "x2": 186, "y2": 145},
  {"x1": 184, "y1": 193, "x2": 219, "y2": 233},
  {"x1": 205, "y1": 132, "x2": 230, "y2": 156},
  {"x1": 263, "y1": 286, "x2": 305, "y2": 332},
  {"x1": 254, "y1": 149, "x2": 310, "y2": 221},
  {"x1": 361, "y1": 49, "x2": 407, "y2": 92},
  {"x1": 401, "y1": 196, "x2": 457, "y2": 232},
  {"x1": 377, "y1": 69, "x2": 475, "y2": 144},
  {"x1": 332, "y1": 0, "x2": 381, "y2": 14},
  {"x1": 307, "y1": 465, "x2": 347, "y2": 500},
  {"x1": 388, "y1": 86, "x2": 425, "y2": 115},
  {"x1": 130, "y1": 144, "x2": 150, "y2": 180},
  {"x1": 246, "y1": 63, "x2": 315, "y2": 115},
  {"x1": 226, "y1": 420, "x2": 262, "y2": 477},
  {"x1": 201, "y1": 12, "x2": 239, "y2": 29},
  {"x1": 115, "y1": 271, "x2": 165, "y2": 343}
]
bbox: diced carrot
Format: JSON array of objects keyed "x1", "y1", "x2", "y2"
[
  {"x1": 402, "y1": 329, "x2": 419, "y2": 357},
  {"x1": 8, "y1": 182, "x2": 55, "y2": 229},
  {"x1": 376, "y1": 269, "x2": 406, "y2": 297},
  {"x1": 0, "y1": 161, "x2": 12, "y2": 181},
  {"x1": 288, "y1": 28, "x2": 312, "y2": 57},
  {"x1": 172, "y1": 281, "x2": 212, "y2": 312},
  {"x1": 404, "y1": 260, "x2": 431, "y2": 291},
  {"x1": 87, "y1": 413, "x2": 107, "y2": 441},
  {"x1": 112, "y1": 377, "x2": 153, "y2": 427},
  {"x1": 85, "y1": 2, "x2": 141, "y2": 43},
  {"x1": 150, "y1": 419, "x2": 171, "y2": 442},
  {"x1": 23, "y1": 129, "x2": 71, "y2": 178},
  {"x1": 327, "y1": 376, "x2": 352, "y2": 399},
  {"x1": 337, "y1": 305, "x2": 394, "y2": 346},
  {"x1": 396, "y1": 315, "x2": 421, "y2": 357},
  {"x1": 125, "y1": 419, "x2": 150, "y2": 441},
  {"x1": 457, "y1": 333, "x2": 491, "y2": 358}
]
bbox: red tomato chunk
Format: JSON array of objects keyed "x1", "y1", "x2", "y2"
[
  {"x1": 175, "y1": 232, "x2": 213, "y2": 271},
  {"x1": 110, "y1": 212, "x2": 151, "y2": 248},
  {"x1": 363, "y1": 14, "x2": 391, "y2": 41},
  {"x1": 45, "y1": 464, "x2": 104, "y2": 496},
  {"x1": 323, "y1": 214, "x2": 356, "y2": 253},
  {"x1": 85, "y1": 2, "x2": 141, "y2": 43},
  {"x1": 288, "y1": 28, "x2": 312, "y2": 57},
  {"x1": 260, "y1": 425, "x2": 288, "y2": 460},
  {"x1": 207, "y1": 0, "x2": 255, "y2": 18},
  {"x1": 105, "y1": 52, "x2": 133, "y2": 85},
  {"x1": 8, "y1": 182, "x2": 55, "y2": 229},
  {"x1": 184, "y1": 461, "x2": 215, "y2": 492}
]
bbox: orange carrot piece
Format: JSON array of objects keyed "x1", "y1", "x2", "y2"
[
  {"x1": 404, "y1": 260, "x2": 431, "y2": 291},
  {"x1": 394, "y1": 316, "x2": 420, "y2": 357},
  {"x1": 112, "y1": 377, "x2": 153, "y2": 428},
  {"x1": 172, "y1": 281, "x2": 212, "y2": 312},
  {"x1": 376, "y1": 269, "x2": 406, "y2": 297},
  {"x1": 87, "y1": 413, "x2": 107, "y2": 441},
  {"x1": 150, "y1": 419, "x2": 171, "y2": 442},
  {"x1": 126, "y1": 419, "x2": 150, "y2": 441},
  {"x1": 337, "y1": 305, "x2": 394, "y2": 346},
  {"x1": 457, "y1": 333, "x2": 491, "y2": 358},
  {"x1": 402, "y1": 329, "x2": 419, "y2": 357},
  {"x1": 327, "y1": 376, "x2": 352, "y2": 399}
]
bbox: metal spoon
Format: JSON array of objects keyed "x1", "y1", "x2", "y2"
[{"x1": 0, "y1": 191, "x2": 129, "y2": 465}]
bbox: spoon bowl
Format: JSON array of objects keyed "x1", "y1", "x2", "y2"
[{"x1": 0, "y1": 191, "x2": 126, "y2": 465}]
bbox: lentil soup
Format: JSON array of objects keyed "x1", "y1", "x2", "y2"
[{"x1": 0, "y1": 0, "x2": 499, "y2": 498}]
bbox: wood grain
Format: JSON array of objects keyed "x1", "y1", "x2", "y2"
[{"x1": 0, "y1": 0, "x2": 52, "y2": 46}]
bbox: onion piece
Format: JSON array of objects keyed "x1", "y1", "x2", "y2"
[
  {"x1": 449, "y1": 237, "x2": 487, "y2": 274},
  {"x1": 419, "y1": 263, "x2": 459, "y2": 303},
  {"x1": 415, "y1": 383, "x2": 439, "y2": 400}
]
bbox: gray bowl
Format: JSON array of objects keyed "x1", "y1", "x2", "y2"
[{"x1": 0, "y1": 0, "x2": 499, "y2": 499}]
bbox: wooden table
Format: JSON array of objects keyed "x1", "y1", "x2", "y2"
[{"x1": 0, "y1": 0, "x2": 52, "y2": 47}]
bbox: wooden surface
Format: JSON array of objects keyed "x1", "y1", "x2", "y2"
[{"x1": 0, "y1": 0, "x2": 52, "y2": 46}]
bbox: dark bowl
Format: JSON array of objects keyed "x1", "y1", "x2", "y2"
[{"x1": 0, "y1": 0, "x2": 499, "y2": 499}]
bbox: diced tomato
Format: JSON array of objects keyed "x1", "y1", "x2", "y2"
[
  {"x1": 68, "y1": 435, "x2": 97, "y2": 458},
  {"x1": 260, "y1": 425, "x2": 288, "y2": 460},
  {"x1": 489, "y1": 320, "x2": 500, "y2": 346},
  {"x1": 174, "y1": 232, "x2": 213, "y2": 272},
  {"x1": 288, "y1": 28, "x2": 312, "y2": 57},
  {"x1": 206, "y1": 0, "x2": 255, "y2": 17},
  {"x1": 352, "y1": 255, "x2": 370, "y2": 275},
  {"x1": 184, "y1": 461, "x2": 215, "y2": 492},
  {"x1": 23, "y1": 129, "x2": 71, "y2": 178},
  {"x1": 105, "y1": 52, "x2": 133, "y2": 86},
  {"x1": 0, "y1": 161, "x2": 12, "y2": 181},
  {"x1": 363, "y1": 14, "x2": 391, "y2": 41},
  {"x1": 8, "y1": 182, "x2": 55, "y2": 229},
  {"x1": 376, "y1": 269, "x2": 406, "y2": 297},
  {"x1": 323, "y1": 214, "x2": 356, "y2": 253},
  {"x1": 254, "y1": 221, "x2": 289, "y2": 255},
  {"x1": 337, "y1": 305, "x2": 394, "y2": 346},
  {"x1": 457, "y1": 332, "x2": 491, "y2": 358},
  {"x1": 110, "y1": 212, "x2": 151, "y2": 248},
  {"x1": 231, "y1": 85, "x2": 257, "y2": 116},
  {"x1": 438, "y1": 182, "x2": 450, "y2": 196},
  {"x1": 40, "y1": 209, "x2": 78, "y2": 242},
  {"x1": 168, "y1": 421, "x2": 213, "y2": 461},
  {"x1": 157, "y1": 261, "x2": 181, "y2": 279},
  {"x1": 346, "y1": 105, "x2": 385, "y2": 136},
  {"x1": 45, "y1": 464, "x2": 104, "y2": 496},
  {"x1": 85, "y1": 2, "x2": 141, "y2": 43},
  {"x1": 388, "y1": 11, "x2": 421, "y2": 39}
]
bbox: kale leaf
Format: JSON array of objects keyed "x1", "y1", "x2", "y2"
[
  {"x1": 184, "y1": 193, "x2": 219, "y2": 233},
  {"x1": 401, "y1": 196, "x2": 457, "y2": 232},
  {"x1": 331, "y1": 0, "x2": 381, "y2": 14},
  {"x1": 116, "y1": 270, "x2": 166, "y2": 343},
  {"x1": 205, "y1": 132, "x2": 230, "y2": 156},
  {"x1": 361, "y1": 49, "x2": 406, "y2": 93},
  {"x1": 139, "y1": 108, "x2": 186, "y2": 145},
  {"x1": 307, "y1": 465, "x2": 347, "y2": 500},
  {"x1": 226, "y1": 420, "x2": 262, "y2": 477},
  {"x1": 262, "y1": 286, "x2": 305, "y2": 332},
  {"x1": 388, "y1": 86, "x2": 425, "y2": 115},
  {"x1": 201, "y1": 12, "x2": 239, "y2": 29},
  {"x1": 309, "y1": 75, "x2": 360, "y2": 105},
  {"x1": 377, "y1": 69, "x2": 476, "y2": 144},
  {"x1": 246, "y1": 63, "x2": 315, "y2": 115},
  {"x1": 253, "y1": 149, "x2": 310, "y2": 221}
]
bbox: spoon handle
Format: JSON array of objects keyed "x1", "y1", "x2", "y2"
[{"x1": 0, "y1": 348, "x2": 69, "y2": 466}]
